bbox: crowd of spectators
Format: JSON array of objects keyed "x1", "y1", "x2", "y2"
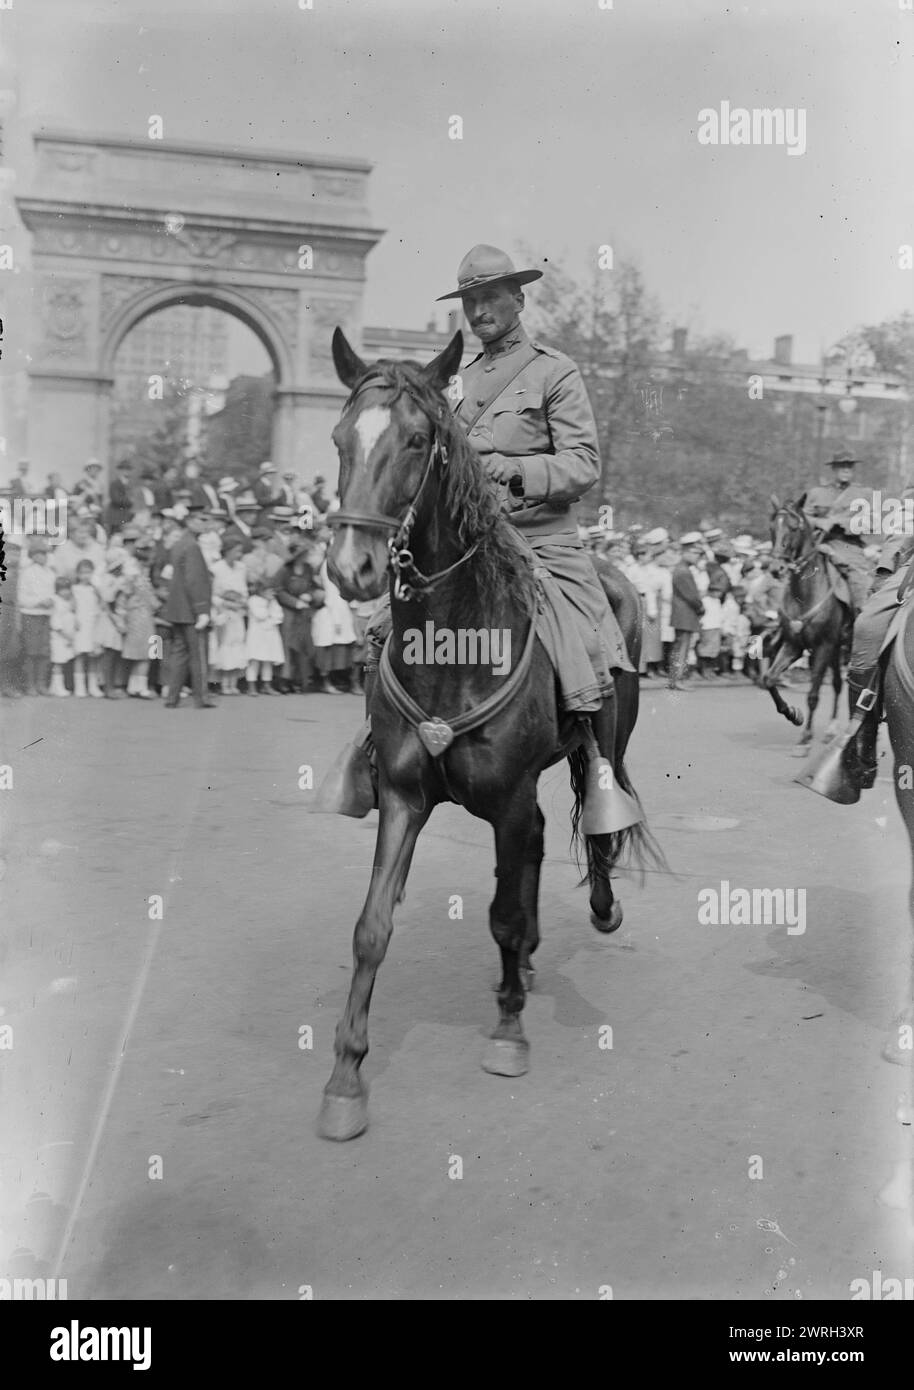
[{"x1": 1, "y1": 456, "x2": 371, "y2": 701}]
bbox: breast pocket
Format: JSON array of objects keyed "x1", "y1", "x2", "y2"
[{"x1": 491, "y1": 390, "x2": 547, "y2": 454}]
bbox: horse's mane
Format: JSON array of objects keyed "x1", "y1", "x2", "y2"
[{"x1": 346, "y1": 359, "x2": 536, "y2": 617}]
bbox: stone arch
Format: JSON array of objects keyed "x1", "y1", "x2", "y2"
[
  {"x1": 101, "y1": 282, "x2": 292, "y2": 387},
  {"x1": 15, "y1": 131, "x2": 384, "y2": 484}
]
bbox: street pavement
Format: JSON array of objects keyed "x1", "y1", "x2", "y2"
[{"x1": 1, "y1": 678, "x2": 911, "y2": 1300}]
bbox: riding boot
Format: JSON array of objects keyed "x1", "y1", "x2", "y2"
[
  {"x1": 796, "y1": 671, "x2": 879, "y2": 802},
  {"x1": 843, "y1": 674, "x2": 879, "y2": 790}
]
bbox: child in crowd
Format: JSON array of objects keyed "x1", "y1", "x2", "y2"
[
  {"x1": 213, "y1": 588, "x2": 248, "y2": 694},
  {"x1": 245, "y1": 577, "x2": 285, "y2": 695},
  {"x1": 95, "y1": 548, "x2": 129, "y2": 698},
  {"x1": 50, "y1": 576, "x2": 77, "y2": 696},
  {"x1": 72, "y1": 558, "x2": 103, "y2": 697},
  {"x1": 720, "y1": 586, "x2": 752, "y2": 678},
  {"x1": 17, "y1": 539, "x2": 56, "y2": 695},
  {"x1": 121, "y1": 545, "x2": 159, "y2": 698}
]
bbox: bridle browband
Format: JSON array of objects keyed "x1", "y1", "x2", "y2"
[
  {"x1": 771, "y1": 503, "x2": 816, "y2": 575},
  {"x1": 327, "y1": 368, "x2": 478, "y2": 601},
  {"x1": 771, "y1": 502, "x2": 842, "y2": 631}
]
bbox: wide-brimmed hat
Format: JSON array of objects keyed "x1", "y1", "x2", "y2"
[
  {"x1": 217, "y1": 476, "x2": 239, "y2": 493},
  {"x1": 642, "y1": 526, "x2": 669, "y2": 546},
  {"x1": 703, "y1": 526, "x2": 723, "y2": 541},
  {"x1": 679, "y1": 531, "x2": 704, "y2": 546},
  {"x1": 84, "y1": 458, "x2": 103, "y2": 472},
  {"x1": 828, "y1": 448, "x2": 857, "y2": 467},
  {"x1": 234, "y1": 490, "x2": 259, "y2": 510},
  {"x1": 270, "y1": 506, "x2": 295, "y2": 521},
  {"x1": 259, "y1": 460, "x2": 276, "y2": 475},
  {"x1": 436, "y1": 244, "x2": 544, "y2": 301}
]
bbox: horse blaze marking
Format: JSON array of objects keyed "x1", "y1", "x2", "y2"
[{"x1": 355, "y1": 406, "x2": 392, "y2": 464}]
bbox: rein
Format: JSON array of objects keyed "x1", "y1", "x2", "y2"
[
  {"x1": 772, "y1": 507, "x2": 842, "y2": 632},
  {"x1": 327, "y1": 373, "x2": 478, "y2": 602}
]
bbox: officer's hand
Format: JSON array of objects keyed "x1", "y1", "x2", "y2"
[
  {"x1": 485, "y1": 453, "x2": 517, "y2": 485},
  {"x1": 195, "y1": 614, "x2": 210, "y2": 631}
]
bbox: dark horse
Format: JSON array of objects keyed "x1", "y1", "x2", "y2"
[
  {"x1": 881, "y1": 604, "x2": 914, "y2": 1063},
  {"x1": 317, "y1": 328, "x2": 653, "y2": 1140},
  {"x1": 764, "y1": 497, "x2": 853, "y2": 751}
]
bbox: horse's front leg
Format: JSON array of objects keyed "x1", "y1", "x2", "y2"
[
  {"x1": 518, "y1": 803, "x2": 545, "y2": 991},
  {"x1": 318, "y1": 783, "x2": 431, "y2": 1141},
  {"x1": 483, "y1": 782, "x2": 539, "y2": 1078},
  {"x1": 798, "y1": 639, "x2": 831, "y2": 750},
  {"x1": 761, "y1": 631, "x2": 805, "y2": 727}
]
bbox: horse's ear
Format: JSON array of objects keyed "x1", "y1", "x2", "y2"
[
  {"x1": 331, "y1": 327, "x2": 368, "y2": 389},
  {"x1": 795, "y1": 491, "x2": 807, "y2": 511},
  {"x1": 422, "y1": 331, "x2": 464, "y2": 394},
  {"x1": 769, "y1": 493, "x2": 780, "y2": 513}
]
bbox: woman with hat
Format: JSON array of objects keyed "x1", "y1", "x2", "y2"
[
  {"x1": 274, "y1": 538, "x2": 324, "y2": 694},
  {"x1": 95, "y1": 542, "x2": 130, "y2": 696}
]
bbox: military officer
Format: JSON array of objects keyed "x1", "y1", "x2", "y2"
[
  {"x1": 802, "y1": 448, "x2": 873, "y2": 614},
  {"x1": 332, "y1": 245, "x2": 633, "y2": 817},
  {"x1": 808, "y1": 499, "x2": 914, "y2": 800},
  {"x1": 435, "y1": 244, "x2": 631, "y2": 707}
]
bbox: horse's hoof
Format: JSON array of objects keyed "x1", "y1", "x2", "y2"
[
  {"x1": 788, "y1": 708, "x2": 804, "y2": 727},
  {"x1": 591, "y1": 902, "x2": 623, "y2": 934},
  {"x1": 317, "y1": 1092, "x2": 369, "y2": 1141},
  {"x1": 482, "y1": 1038, "x2": 530, "y2": 1077},
  {"x1": 790, "y1": 743, "x2": 810, "y2": 758}
]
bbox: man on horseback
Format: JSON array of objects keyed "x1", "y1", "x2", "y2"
[
  {"x1": 802, "y1": 517, "x2": 914, "y2": 801},
  {"x1": 325, "y1": 244, "x2": 636, "y2": 817},
  {"x1": 802, "y1": 448, "x2": 874, "y2": 616},
  {"x1": 436, "y1": 244, "x2": 633, "y2": 709}
]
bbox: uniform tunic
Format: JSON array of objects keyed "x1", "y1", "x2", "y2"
[
  {"x1": 454, "y1": 323, "x2": 632, "y2": 707},
  {"x1": 803, "y1": 478, "x2": 873, "y2": 611}
]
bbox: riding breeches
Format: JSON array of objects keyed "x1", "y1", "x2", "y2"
[
  {"x1": 827, "y1": 538, "x2": 873, "y2": 613},
  {"x1": 848, "y1": 568, "x2": 906, "y2": 678}
]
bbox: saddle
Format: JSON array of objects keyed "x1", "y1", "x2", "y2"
[{"x1": 813, "y1": 544, "x2": 854, "y2": 612}]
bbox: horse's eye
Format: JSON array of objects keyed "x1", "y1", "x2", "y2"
[{"x1": 409, "y1": 433, "x2": 427, "y2": 451}]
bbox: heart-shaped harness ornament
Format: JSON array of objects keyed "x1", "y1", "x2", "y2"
[{"x1": 417, "y1": 719, "x2": 455, "y2": 757}]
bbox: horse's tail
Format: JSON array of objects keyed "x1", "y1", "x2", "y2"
[{"x1": 568, "y1": 748, "x2": 668, "y2": 886}]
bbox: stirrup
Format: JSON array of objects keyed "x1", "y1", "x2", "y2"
[{"x1": 313, "y1": 726, "x2": 377, "y2": 817}]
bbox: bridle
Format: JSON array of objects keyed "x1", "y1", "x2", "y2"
[
  {"x1": 771, "y1": 503, "x2": 816, "y2": 576},
  {"x1": 327, "y1": 371, "x2": 478, "y2": 601},
  {"x1": 771, "y1": 503, "x2": 841, "y2": 632}
]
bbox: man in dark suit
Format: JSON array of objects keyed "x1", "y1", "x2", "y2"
[
  {"x1": 106, "y1": 460, "x2": 135, "y2": 534},
  {"x1": 669, "y1": 533, "x2": 705, "y2": 690},
  {"x1": 162, "y1": 506, "x2": 216, "y2": 709}
]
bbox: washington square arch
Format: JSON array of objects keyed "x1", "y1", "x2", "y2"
[{"x1": 12, "y1": 130, "x2": 429, "y2": 488}]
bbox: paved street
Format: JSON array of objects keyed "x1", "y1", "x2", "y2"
[{"x1": 1, "y1": 681, "x2": 911, "y2": 1300}]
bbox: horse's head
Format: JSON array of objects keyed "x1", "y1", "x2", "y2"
[
  {"x1": 327, "y1": 327, "x2": 464, "y2": 601},
  {"x1": 769, "y1": 493, "x2": 810, "y2": 575}
]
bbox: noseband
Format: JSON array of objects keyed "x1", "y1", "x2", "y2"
[
  {"x1": 327, "y1": 371, "x2": 478, "y2": 601},
  {"x1": 771, "y1": 505, "x2": 814, "y2": 574}
]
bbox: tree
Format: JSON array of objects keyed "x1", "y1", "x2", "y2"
[
  {"x1": 518, "y1": 249, "x2": 661, "y2": 522},
  {"x1": 202, "y1": 373, "x2": 275, "y2": 479}
]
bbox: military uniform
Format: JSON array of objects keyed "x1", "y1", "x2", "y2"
[
  {"x1": 803, "y1": 475, "x2": 873, "y2": 613},
  {"x1": 452, "y1": 322, "x2": 631, "y2": 709}
]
